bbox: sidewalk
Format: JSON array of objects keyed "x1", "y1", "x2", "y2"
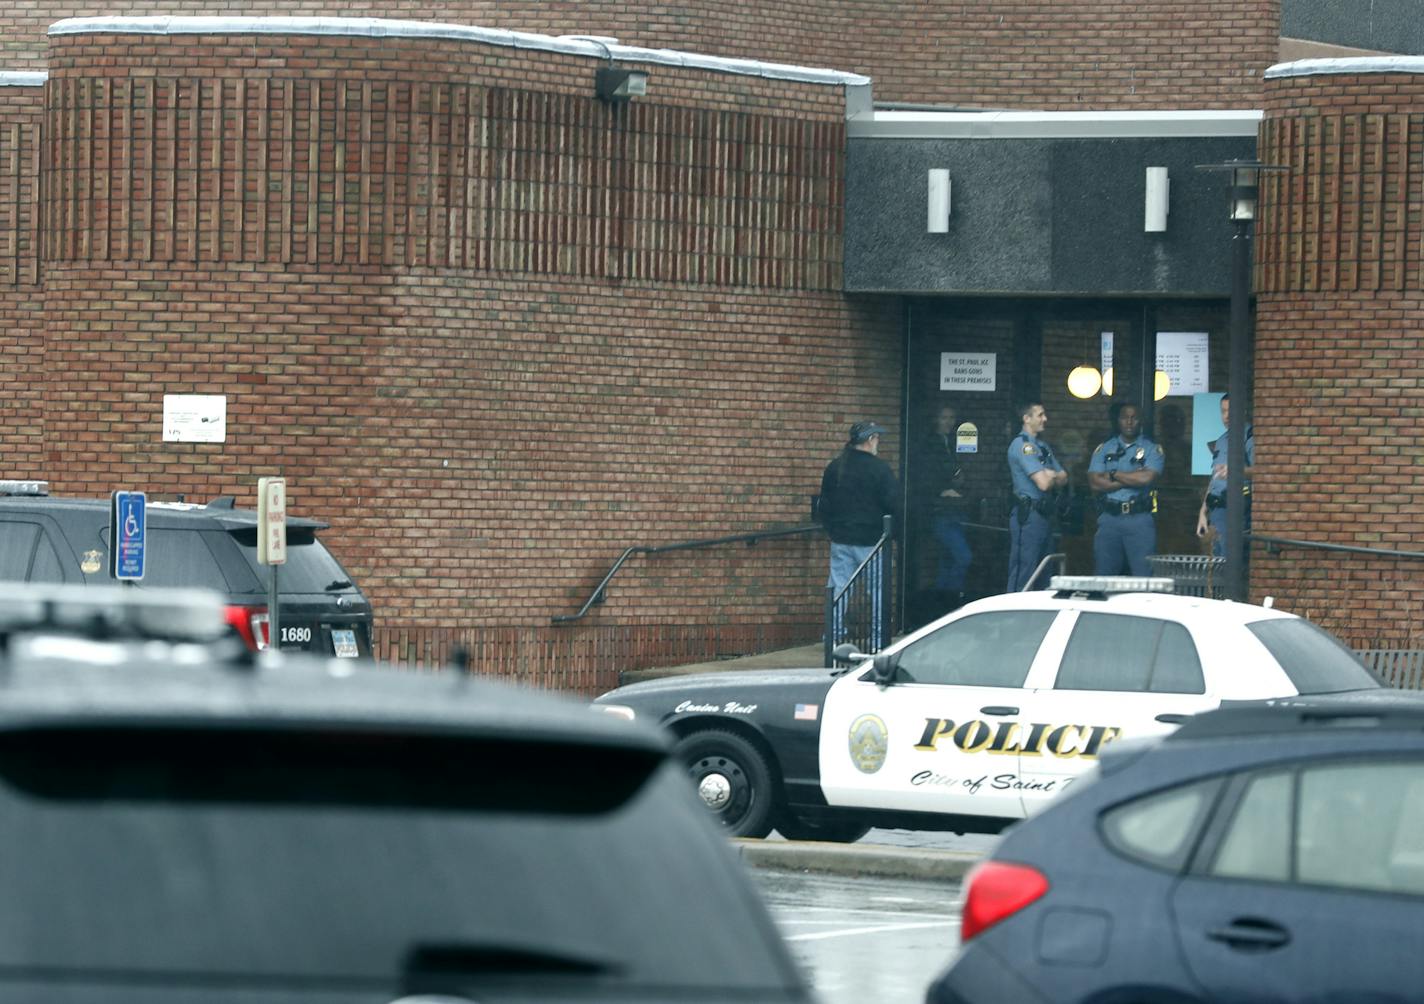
[
  {"x1": 618, "y1": 642, "x2": 825, "y2": 685},
  {"x1": 732, "y1": 836, "x2": 983, "y2": 883}
]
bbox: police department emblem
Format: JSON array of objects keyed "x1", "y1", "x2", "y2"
[
  {"x1": 1022, "y1": 443, "x2": 1036, "y2": 455},
  {"x1": 1135, "y1": 448, "x2": 1145, "y2": 462},
  {"x1": 80, "y1": 550, "x2": 102, "y2": 574},
  {"x1": 848, "y1": 714, "x2": 889, "y2": 774}
]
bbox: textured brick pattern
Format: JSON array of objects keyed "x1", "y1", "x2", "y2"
[
  {"x1": 0, "y1": 83, "x2": 44, "y2": 476},
  {"x1": 44, "y1": 34, "x2": 845, "y2": 290},
  {"x1": 0, "y1": 22, "x2": 899, "y2": 684},
  {"x1": 1253, "y1": 70, "x2": 1424, "y2": 646},
  {"x1": 6, "y1": 2, "x2": 1276, "y2": 109}
]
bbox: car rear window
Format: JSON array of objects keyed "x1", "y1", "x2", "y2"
[
  {"x1": 229, "y1": 527, "x2": 360, "y2": 595},
  {"x1": 1247, "y1": 619, "x2": 1382, "y2": 694},
  {"x1": 0, "y1": 726, "x2": 803, "y2": 999}
]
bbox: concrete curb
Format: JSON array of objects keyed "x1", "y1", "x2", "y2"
[{"x1": 734, "y1": 839, "x2": 981, "y2": 883}]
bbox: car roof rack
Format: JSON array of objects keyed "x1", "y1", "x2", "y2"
[
  {"x1": 0, "y1": 480, "x2": 49, "y2": 497},
  {"x1": 1171, "y1": 693, "x2": 1424, "y2": 742},
  {"x1": 1050, "y1": 575, "x2": 1175, "y2": 598}
]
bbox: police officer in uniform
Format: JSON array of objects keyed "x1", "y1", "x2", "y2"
[
  {"x1": 1006, "y1": 401, "x2": 1067, "y2": 591},
  {"x1": 1196, "y1": 393, "x2": 1254, "y2": 557},
  {"x1": 1088, "y1": 402, "x2": 1164, "y2": 576}
]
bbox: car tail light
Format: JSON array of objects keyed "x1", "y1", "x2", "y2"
[
  {"x1": 960, "y1": 860, "x2": 1049, "y2": 942},
  {"x1": 224, "y1": 605, "x2": 270, "y2": 651}
]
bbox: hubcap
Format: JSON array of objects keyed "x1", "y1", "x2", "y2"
[{"x1": 698, "y1": 772, "x2": 733, "y2": 809}]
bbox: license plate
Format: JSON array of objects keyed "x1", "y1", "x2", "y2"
[{"x1": 331, "y1": 629, "x2": 359, "y2": 658}]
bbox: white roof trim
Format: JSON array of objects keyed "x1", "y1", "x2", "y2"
[
  {"x1": 0, "y1": 72, "x2": 47, "y2": 87},
  {"x1": 849, "y1": 109, "x2": 1262, "y2": 140},
  {"x1": 48, "y1": 16, "x2": 871, "y2": 88},
  {"x1": 1267, "y1": 56, "x2": 1424, "y2": 79}
]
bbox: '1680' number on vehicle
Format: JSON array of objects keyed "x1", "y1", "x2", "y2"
[{"x1": 280, "y1": 626, "x2": 312, "y2": 645}]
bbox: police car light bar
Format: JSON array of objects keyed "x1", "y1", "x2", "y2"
[
  {"x1": 0, "y1": 584, "x2": 230, "y2": 643},
  {"x1": 0, "y1": 480, "x2": 49, "y2": 496},
  {"x1": 1050, "y1": 576, "x2": 1176, "y2": 595}
]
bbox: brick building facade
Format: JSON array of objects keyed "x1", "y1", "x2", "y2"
[{"x1": 4, "y1": 4, "x2": 1423, "y2": 684}]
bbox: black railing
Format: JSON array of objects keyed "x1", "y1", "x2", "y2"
[
  {"x1": 552, "y1": 524, "x2": 822, "y2": 624},
  {"x1": 1252, "y1": 533, "x2": 1424, "y2": 561},
  {"x1": 823, "y1": 515, "x2": 894, "y2": 668}
]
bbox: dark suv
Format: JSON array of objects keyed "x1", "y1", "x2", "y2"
[
  {"x1": 0, "y1": 584, "x2": 812, "y2": 1004},
  {"x1": 0, "y1": 481, "x2": 372, "y2": 657}
]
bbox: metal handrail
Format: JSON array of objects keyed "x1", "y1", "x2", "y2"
[
  {"x1": 552, "y1": 523, "x2": 823, "y2": 624},
  {"x1": 1021, "y1": 552, "x2": 1067, "y2": 591},
  {"x1": 1251, "y1": 533, "x2": 1424, "y2": 562},
  {"x1": 824, "y1": 515, "x2": 895, "y2": 667}
]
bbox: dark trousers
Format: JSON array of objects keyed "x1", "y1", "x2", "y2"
[
  {"x1": 1007, "y1": 509, "x2": 1051, "y2": 591},
  {"x1": 1094, "y1": 512, "x2": 1155, "y2": 576},
  {"x1": 932, "y1": 513, "x2": 972, "y2": 592}
]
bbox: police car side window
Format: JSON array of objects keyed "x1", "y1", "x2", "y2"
[
  {"x1": 28, "y1": 532, "x2": 66, "y2": 583},
  {"x1": 894, "y1": 611, "x2": 1056, "y2": 688},
  {"x1": 1055, "y1": 614, "x2": 1205, "y2": 694},
  {"x1": 0, "y1": 522, "x2": 39, "y2": 581}
]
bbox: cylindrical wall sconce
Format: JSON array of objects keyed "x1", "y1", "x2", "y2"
[
  {"x1": 1145, "y1": 167, "x2": 1169, "y2": 232},
  {"x1": 928, "y1": 169, "x2": 951, "y2": 233}
]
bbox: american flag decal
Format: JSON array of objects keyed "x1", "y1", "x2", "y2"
[{"x1": 794, "y1": 703, "x2": 819, "y2": 721}]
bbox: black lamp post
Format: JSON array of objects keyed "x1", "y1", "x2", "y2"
[{"x1": 1196, "y1": 159, "x2": 1287, "y2": 601}]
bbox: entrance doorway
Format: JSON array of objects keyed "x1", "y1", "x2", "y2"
[{"x1": 901, "y1": 297, "x2": 1231, "y2": 629}]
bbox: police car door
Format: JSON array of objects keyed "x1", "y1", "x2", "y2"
[
  {"x1": 818, "y1": 608, "x2": 1067, "y2": 818},
  {"x1": 1014, "y1": 609, "x2": 1219, "y2": 814}
]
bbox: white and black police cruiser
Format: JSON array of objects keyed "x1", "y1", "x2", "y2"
[{"x1": 593, "y1": 577, "x2": 1384, "y2": 841}]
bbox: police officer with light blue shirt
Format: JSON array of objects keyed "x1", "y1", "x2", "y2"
[
  {"x1": 1006, "y1": 401, "x2": 1067, "y2": 591},
  {"x1": 1196, "y1": 393, "x2": 1254, "y2": 557},
  {"x1": 1089, "y1": 402, "x2": 1164, "y2": 576}
]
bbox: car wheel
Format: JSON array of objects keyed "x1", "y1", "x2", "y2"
[
  {"x1": 775, "y1": 814, "x2": 871, "y2": 844},
  {"x1": 677, "y1": 729, "x2": 776, "y2": 839}
]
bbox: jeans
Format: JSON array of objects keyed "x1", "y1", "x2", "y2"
[{"x1": 828, "y1": 543, "x2": 885, "y2": 649}]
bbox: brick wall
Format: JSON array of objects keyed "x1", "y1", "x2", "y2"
[
  {"x1": 0, "y1": 82, "x2": 44, "y2": 475},
  {"x1": 1253, "y1": 68, "x2": 1424, "y2": 647},
  {"x1": 0, "y1": 23, "x2": 906, "y2": 688},
  {"x1": 5, "y1": 3, "x2": 1278, "y2": 109}
]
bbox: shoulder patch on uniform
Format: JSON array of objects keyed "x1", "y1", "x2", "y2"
[
  {"x1": 1022, "y1": 443, "x2": 1036, "y2": 455},
  {"x1": 1155, "y1": 444, "x2": 1164, "y2": 455}
]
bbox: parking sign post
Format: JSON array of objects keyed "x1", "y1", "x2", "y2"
[
  {"x1": 108, "y1": 491, "x2": 146, "y2": 583},
  {"x1": 257, "y1": 477, "x2": 287, "y2": 649}
]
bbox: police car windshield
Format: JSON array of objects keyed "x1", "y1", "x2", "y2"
[{"x1": 1247, "y1": 619, "x2": 1383, "y2": 694}]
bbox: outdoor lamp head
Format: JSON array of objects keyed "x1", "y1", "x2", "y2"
[{"x1": 1229, "y1": 166, "x2": 1258, "y2": 221}]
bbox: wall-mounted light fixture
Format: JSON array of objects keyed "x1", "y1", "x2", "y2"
[
  {"x1": 927, "y1": 169, "x2": 951, "y2": 233},
  {"x1": 596, "y1": 67, "x2": 649, "y2": 102},
  {"x1": 1144, "y1": 166, "x2": 1169, "y2": 232},
  {"x1": 563, "y1": 35, "x2": 650, "y2": 104}
]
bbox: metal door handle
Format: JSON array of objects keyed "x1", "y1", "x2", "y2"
[
  {"x1": 1206, "y1": 920, "x2": 1290, "y2": 950},
  {"x1": 980, "y1": 706, "x2": 1019, "y2": 716},
  {"x1": 1155, "y1": 713, "x2": 1189, "y2": 724}
]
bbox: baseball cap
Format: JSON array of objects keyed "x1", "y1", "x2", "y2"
[{"x1": 848, "y1": 421, "x2": 886, "y2": 444}]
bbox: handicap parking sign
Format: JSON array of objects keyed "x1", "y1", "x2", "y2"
[{"x1": 110, "y1": 490, "x2": 146, "y2": 581}]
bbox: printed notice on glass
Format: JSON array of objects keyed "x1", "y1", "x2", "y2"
[
  {"x1": 1155, "y1": 332, "x2": 1209, "y2": 396},
  {"x1": 162, "y1": 394, "x2": 227, "y2": 443},
  {"x1": 940, "y1": 353, "x2": 996, "y2": 392}
]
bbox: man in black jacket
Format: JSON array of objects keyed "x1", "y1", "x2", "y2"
[{"x1": 818, "y1": 422, "x2": 901, "y2": 633}]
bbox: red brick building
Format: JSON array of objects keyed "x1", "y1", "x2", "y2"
[{"x1": 2, "y1": 4, "x2": 1422, "y2": 686}]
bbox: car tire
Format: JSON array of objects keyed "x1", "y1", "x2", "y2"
[
  {"x1": 775, "y1": 814, "x2": 871, "y2": 844},
  {"x1": 677, "y1": 729, "x2": 776, "y2": 839}
]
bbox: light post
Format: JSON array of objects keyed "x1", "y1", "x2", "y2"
[{"x1": 1196, "y1": 159, "x2": 1286, "y2": 601}]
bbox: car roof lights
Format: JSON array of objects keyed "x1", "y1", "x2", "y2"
[
  {"x1": 0, "y1": 480, "x2": 49, "y2": 496},
  {"x1": 1050, "y1": 575, "x2": 1176, "y2": 596},
  {"x1": 0, "y1": 584, "x2": 230, "y2": 643}
]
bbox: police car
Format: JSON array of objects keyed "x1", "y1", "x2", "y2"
[{"x1": 593, "y1": 577, "x2": 1384, "y2": 841}]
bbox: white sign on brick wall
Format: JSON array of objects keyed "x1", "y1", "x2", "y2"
[
  {"x1": 939, "y1": 353, "x2": 996, "y2": 392},
  {"x1": 163, "y1": 395, "x2": 227, "y2": 443}
]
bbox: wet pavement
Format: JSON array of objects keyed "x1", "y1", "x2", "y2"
[{"x1": 755, "y1": 868, "x2": 962, "y2": 1004}]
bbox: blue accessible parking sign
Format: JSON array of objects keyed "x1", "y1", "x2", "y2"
[{"x1": 110, "y1": 490, "x2": 146, "y2": 581}]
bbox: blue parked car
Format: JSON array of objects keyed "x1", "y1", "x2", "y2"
[{"x1": 927, "y1": 690, "x2": 1424, "y2": 1004}]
